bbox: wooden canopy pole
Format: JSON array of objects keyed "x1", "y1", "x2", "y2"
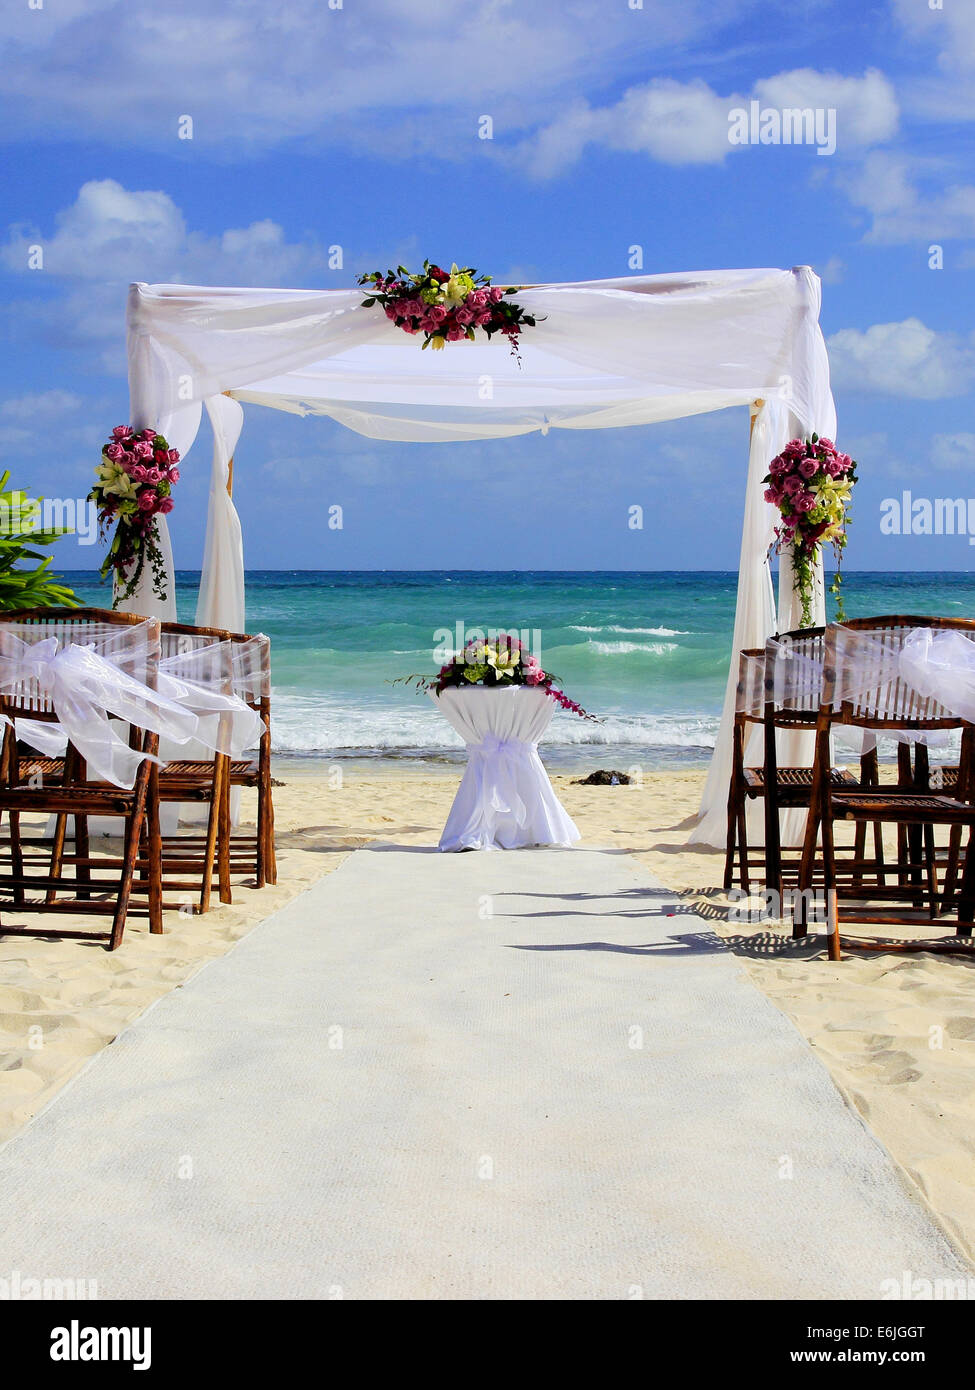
[{"x1": 749, "y1": 397, "x2": 765, "y2": 439}]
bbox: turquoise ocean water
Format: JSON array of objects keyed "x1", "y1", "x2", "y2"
[{"x1": 63, "y1": 571, "x2": 975, "y2": 771}]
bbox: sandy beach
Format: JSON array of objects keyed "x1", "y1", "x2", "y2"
[{"x1": 1, "y1": 761, "x2": 974, "y2": 1266}]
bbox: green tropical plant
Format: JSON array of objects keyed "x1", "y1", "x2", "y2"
[{"x1": 0, "y1": 470, "x2": 78, "y2": 610}]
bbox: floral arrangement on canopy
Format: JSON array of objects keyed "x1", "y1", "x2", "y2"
[
  {"x1": 763, "y1": 434, "x2": 857, "y2": 626},
  {"x1": 90, "y1": 426, "x2": 180, "y2": 605},
  {"x1": 398, "y1": 633, "x2": 597, "y2": 719},
  {"x1": 357, "y1": 261, "x2": 540, "y2": 361}
]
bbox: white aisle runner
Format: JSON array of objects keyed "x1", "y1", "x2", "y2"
[{"x1": 0, "y1": 846, "x2": 968, "y2": 1299}]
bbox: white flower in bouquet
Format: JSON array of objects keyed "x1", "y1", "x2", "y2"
[
  {"x1": 103, "y1": 469, "x2": 140, "y2": 501},
  {"x1": 487, "y1": 643, "x2": 521, "y2": 679}
]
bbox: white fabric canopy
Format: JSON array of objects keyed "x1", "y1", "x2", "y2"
[{"x1": 125, "y1": 266, "x2": 837, "y2": 844}]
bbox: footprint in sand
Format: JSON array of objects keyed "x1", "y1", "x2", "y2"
[
  {"x1": 869, "y1": 1048, "x2": 922, "y2": 1085},
  {"x1": 945, "y1": 1016, "x2": 975, "y2": 1041}
]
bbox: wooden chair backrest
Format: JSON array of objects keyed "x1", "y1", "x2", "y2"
[
  {"x1": 735, "y1": 647, "x2": 766, "y2": 725},
  {"x1": 0, "y1": 607, "x2": 159, "y2": 722},
  {"x1": 823, "y1": 614, "x2": 975, "y2": 731},
  {"x1": 161, "y1": 622, "x2": 270, "y2": 735},
  {"x1": 764, "y1": 625, "x2": 826, "y2": 726}
]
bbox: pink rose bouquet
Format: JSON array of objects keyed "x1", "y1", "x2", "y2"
[
  {"x1": 763, "y1": 434, "x2": 857, "y2": 625},
  {"x1": 90, "y1": 425, "x2": 181, "y2": 605},
  {"x1": 358, "y1": 260, "x2": 541, "y2": 363}
]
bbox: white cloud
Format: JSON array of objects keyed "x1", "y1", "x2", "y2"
[
  {"x1": 827, "y1": 318, "x2": 975, "y2": 399},
  {"x1": 837, "y1": 151, "x2": 975, "y2": 244},
  {"x1": 2, "y1": 180, "x2": 330, "y2": 285},
  {"x1": 817, "y1": 255, "x2": 845, "y2": 284},
  {"x1": 840, "y1": 430, "x2": 914, "y2": 481},
  {"x1": 0, "y1": 389, "x2": 88, "y2": 456},
  {"x1": 0, "y1": 180, "x2": 355, "y2": 370},
  {"x1": 892, "y1": 0, "x2": 975, "y2": 121},
  {"x1": 931, "y1": 432, "x2": 975, "y2": 471},
  {"x1": 753, "y1": 68, "x2": 898, "y2": 147},
  {"x1": 1, "y1": 389, "x2": 84, "y2": 421},
  {"x1": 518, "y1": 67, "x2": 898, "y2": 176},
  {"x1": 0, "y1": 0, "x2": 730, "y2": 154}
]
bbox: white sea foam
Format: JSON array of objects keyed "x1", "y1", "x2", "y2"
[
  {"x1": 270, "y1": 690, "x2": 718, "y2": 755},
  {"x1": 587, "y1": 640, "x2": 679, "y2": 656},
  {"x1": 568, "y1": 624, "x2": 690, "y2": 636}
]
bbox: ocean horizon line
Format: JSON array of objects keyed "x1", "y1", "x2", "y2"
[{"x1": 56, "y1": 566, "x2": 975, "y2": 578}]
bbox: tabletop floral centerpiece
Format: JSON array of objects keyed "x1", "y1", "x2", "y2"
[
  {"x1": 90, "y1": 425, "x2": 180, "y2": 605},
  {"x1": 763, "y1": 434, "x2": 857, "y2": 626},
  {"x1": 398, "y1": 633, "x2": 597, "y2": 720},
  {"x1": 357, "y1": 260, "x2": 540, "y2": 362}
]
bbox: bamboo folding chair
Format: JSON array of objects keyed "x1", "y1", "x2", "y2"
[
  {"x1": 10, "y1": 616, "x2": 268, "y2": 915},
  {"x1": 724, "y1": 629, "x2": 863, "y2": 894},
  {"x1": 156, "y1": 628, "x2": 275, "y2": 890},
  {"x1": 0, "y1": 609, "x2": 162, "y2": 950},
  {"x1": 151, "y1": 622, "x2": 235, "y2": 912},
  {"x1": 794, "y1": 616, "x2": 975, "y2": 960},
  {"x1": 230, "y1": 634, "x2": 275, "y2": 887},
  {"x1": 760, "y1": 626, "x2": 878, "y2": 903},
  {"x1": 724, "y1": 647, "x2": 767, "y2": 891},
  {"x1": 73, "y1": 622, "x2": 238, "y2": 915}
]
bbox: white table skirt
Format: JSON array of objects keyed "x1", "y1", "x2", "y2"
[{"x1": 431, "y1": 686, "x2": 581, "y2": 851}]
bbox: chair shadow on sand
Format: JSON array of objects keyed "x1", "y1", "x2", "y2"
[{"x1": 496, "y1": 884, "x2": 829, "y2": 960}]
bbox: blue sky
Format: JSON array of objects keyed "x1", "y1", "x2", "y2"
[{"x1": 1, "y1": 0, "x2": 973, "y2": 573}]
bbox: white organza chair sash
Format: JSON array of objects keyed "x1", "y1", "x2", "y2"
[
  {"x1": 158, "y1": 637, "x2": 265, "y2": 757},
  {"x1": 827, "y1": 625, "x2": 973, "y2": 725},
  {"x1": 0, "y1": 620, "x2": 198, "y2": 788},
  {"x1": 734, "y1": 652, "x2": 765, "y2": 718},
  {"x1": 898, "y1": 629, "x2": 975, "y2": 725},
  {"x1": 231, "y1": 635, "x2": 271, "y2": 702},
  {"x1": 767, "y1": 636, "x2": 826, "y2": 713},
  {"x1": 733, "y1": 636, "x2": 826, "y2": 720}
]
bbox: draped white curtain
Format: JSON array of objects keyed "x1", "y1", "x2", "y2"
[
  {"x1": 126, "y1": 266, "x2": 837, "y2": 844},
  {"x1": 196, "y1": 394, "x2": 245, "y2": 633}
]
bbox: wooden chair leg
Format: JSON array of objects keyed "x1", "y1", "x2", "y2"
[
  {"x1": 264, "y1": 782, "x2": 277, "y2": 885},
  {"x1": 852, "y1": 821, "x2": 866, "y2": 891},
  {"x1": 45, "y1": 744, "x2": 79, "y2": 905},
  {"x1": 826, "y1": 887, "x2": 841, "y2": 961},
  {"x1": 861, "y1": 747, "x2": 886, "y2": 888},
  {"x1": 957, "y1": 829, "x2": 975, "y2": 937},
  {"x1": 72, "y1": 756, "x2": 92, "y2": 901},
  {"x1": 797, "y1": 730, "x2": 831, "y2": 941},
  {"x1": 258, "y1": 700, "x2": 276, "y2": 885},
  {"x1": 198, "y1": 761, "x2": 221, "y2": 915},
  {"x1": 44, "y1": 813, "x2": 68, "y2": 906},
  {"x1": 217, "y1": 756, "x2": 232, "y2": 905},
  {"x1": 896, "y1": 744, "x2": 912, "y2": 891},
  {"x1": 762, "y1": 718, "x2": 782, "y2": 903},
  {"x1": 897, "y1": 823, "x2": 909, "y2": 889},
  {"x1": 923, "y1": 823, "x2": 940, "y2": 919},
  {"x1": 795, "y1": 781, "x2": 824, "y2": 939},
  {"x1": 873, "y1": 820, "x2": 886, "y2": 886},
  {"x1": 723, "y1": 783, "x2": 739, "y2": 889},
  {"x1": 74, "y1": 814, "x2": 92, "y2": 899},
  {"x1": 8, "y1": 811, "x2": 25, "y2": 906},
  {"x1": 737, "y1": 797, "x2": 751, "y2": 896},
  {"x1": 145, "y1": 767, "x2": 162, "y2": 935},
  {"x1": 256, "y1": 771, "x2": 268, "y2": 890},
  {"x1": 908, "y1": 822, "x2": 925, "y2": 908},
  {"x1": 943, "y1": 824, "x2": 963, "y2": 913},
  {"x1": 794, "y1": 814, "x2": 818, "y2": 939},
  {"x1": 764, "y1": 794, "x2": 783, "y2": 906},
  {"x1": 111, "y1": 774, "x2": 151, "y2": 952}
]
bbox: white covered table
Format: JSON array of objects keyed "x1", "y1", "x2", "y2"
[{"x1": 431, "y1": 686, "x2": 581, "y2": 851}]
